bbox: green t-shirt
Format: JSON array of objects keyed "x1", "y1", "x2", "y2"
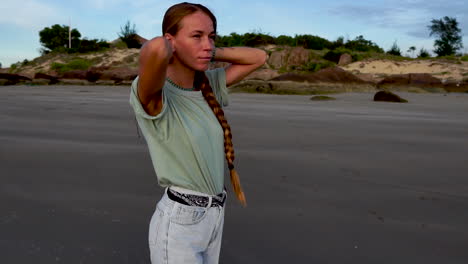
[{"x1": 129, "y1": 68, "x2": 229, "y2": 195}]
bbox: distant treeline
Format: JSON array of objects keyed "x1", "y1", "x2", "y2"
[{"x1": 215, "y1": 32, "x2": 384, "y2": 53}]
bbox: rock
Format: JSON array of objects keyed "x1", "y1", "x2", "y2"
[
  {"x1": 286, "y1": 47, "x2": 309, "y2": 67},
  {"x1": 378, "y1": 73, "x2": 442, "y2": 88},
  {"x1": 311, "y1": 67, "x2": 369, "y2": 83},
  {"x1": 100, "y1": 67, "x2": 138, "y2": 84},
  {"x1": 271, "y1": 67, "x2": 369, "y2": 84},
  {"x1": 444, "y1": 80, "x2": 468, "y2": 93},
  {"x1": 61, "y1": 70, "x2": 87, "y2": 80},
  {"x1": 268, "y1": 49, "x2": 289, "y2": 69},
  {"x1": 0, "y1": 73, "x2": 31, "y2": 85},
  {"x1": 34, "y1": 72, "x2": 59, "y2": 84},
  {"x1": 355, "y1": 73, "x2": 379, "y2": 83},
  {"x1": 245, "y1": 69, "x2": 280, "y2": 81},
  {"x1": 338, "y1": 53, "x2": 352, "y2": 66},
  {"x1": 86, "y1": 66, "x2": 110, "y2": 82},
  {"x1": 374, "y1": 91, "x2": 408, "y2": 103}
]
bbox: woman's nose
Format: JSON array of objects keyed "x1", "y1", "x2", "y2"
[{"x1": 202, "y1": 36, "x2": 214, "y2": 50}]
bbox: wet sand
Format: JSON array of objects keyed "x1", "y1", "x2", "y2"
[{"x1": 1, "y1": 85, "x2": 468, "y2": 264}]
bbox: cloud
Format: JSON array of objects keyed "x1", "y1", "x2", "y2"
[
  {"x1": 0, "y1": 0, "x2": 63, "y2": 30},
  {"x1": 328, "y1": 0, "x2": 468, "y2": 39}
]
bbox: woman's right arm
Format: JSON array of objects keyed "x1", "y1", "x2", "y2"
[{"x1": 138, "y1": 37, "x2": 172, "y2": 116}]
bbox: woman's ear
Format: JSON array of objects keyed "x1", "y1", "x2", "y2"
[{"x1": 164, "y1": 33, "x2": 176, "y2": 53}]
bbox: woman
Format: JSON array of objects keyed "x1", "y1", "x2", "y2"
[{"x1": 129, "y1": 2, "x2": 267, "y2": 264}]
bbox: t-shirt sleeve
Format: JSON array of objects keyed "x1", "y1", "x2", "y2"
[
  {"x1": 205, "y1": 68, "x2": 229, "y2": 107},
  {"x1": 129, "y1": 76, "x2": 169, "y2": 120}
]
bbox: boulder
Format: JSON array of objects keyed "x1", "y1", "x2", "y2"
[
  {"x1": 374, "y1": 91, "x2": 408, "y2": 103},
  {"x1": 286, "y1": 47, "x2": 309, "y2": 67},
  {"x1": 0, "y1": 73, "x2": 31, "y2": 85},
  {"x1": 268, "y1": 49, "x2": 289, "y2": 69},
  {"x1": 338, "y1": 53, "x2": 352, "y2": 66}
]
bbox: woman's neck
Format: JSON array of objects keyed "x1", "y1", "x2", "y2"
[{"x1": 166, "y1": 62, "x2": 196, "y2": 89}]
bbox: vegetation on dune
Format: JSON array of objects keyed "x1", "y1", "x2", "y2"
[{"x1": 50, "y1": 58, "x2": 93, "y2": 73}]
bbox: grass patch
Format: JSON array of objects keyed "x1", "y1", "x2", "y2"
[
  {"x1": 50, "y1": 58, "x2": 93, "y2": 73},
  {"x1": 461, "y1": 55, "x2": 468, "y2": 62},
  {"x1": 310, "y1": 95, "x2": 336, "y2": 101},
  {"x1": 304, "y1": 60, "x2": 335, "y2": 72}
]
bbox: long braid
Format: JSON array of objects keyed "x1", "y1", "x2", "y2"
[{"x1": 195, "y1": 71, "x2": 247, "y2": 206}]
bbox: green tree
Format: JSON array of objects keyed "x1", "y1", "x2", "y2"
[
  {"x1": 387, "y1": 41, "x2": 402, "y2": 56},
  {"x1": 428, "y1": 16, "x2": 463, "y2": 56},
  {"x1": 118, "y1": 20, "x2": 141, "y2": 49},
  {"x1": 39, "y1": 24, "x2": 81, "y2": 52}
]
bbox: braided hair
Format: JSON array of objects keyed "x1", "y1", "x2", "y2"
[{"x1": 195, "y1": 71, "x2": 246, "y2": 206}]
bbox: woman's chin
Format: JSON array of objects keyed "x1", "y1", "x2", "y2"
[{"x1": 194, "y1": 63, "x2": 210, "y2": 72}]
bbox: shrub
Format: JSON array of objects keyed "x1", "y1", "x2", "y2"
[
  {"x1": 275, "y1": 35, "x2": 295, "y2": 46},
  {"x1": 304, "y1": 61, "x2": 335, "y2": 72},
  {"x1": 118, "y1": 21, "x2": 142, "y2": 49},
  {"x1": 418, "y1": 48, "x2": 431, "y2": 58},
  {"x1": 461, "y1": 55, "x2": 468, "y2": 61},
  {"x1": 323, "y1": 47, "x2": 353, "y2": 63},
  {"x1": 387, "y1": 41, "x2": 402, "y2": 56},
  {"x1": 76, "y1": 38, "x2": 110, "y2": 53},
  {"x1": 50, "y1": 58, "x2": 92, "y2": 73},
  {"x1": 345, "y1": 35, "x2": 384, "y2": 53},
  {"x1": 295, "y1": 34, "x2": 332, "y2": 50}
]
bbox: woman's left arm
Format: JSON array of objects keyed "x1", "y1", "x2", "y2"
[{"x1": 214, "y1": 47, "x2": 268, "y2": 87}]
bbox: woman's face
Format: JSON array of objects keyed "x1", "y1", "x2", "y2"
[{"x1": 169, "y1": 11, "x2": 215, "y2": 72}]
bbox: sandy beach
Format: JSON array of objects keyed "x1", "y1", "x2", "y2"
[{"x1": 1, "y1": 85, "x2": 468, "y2": 264}]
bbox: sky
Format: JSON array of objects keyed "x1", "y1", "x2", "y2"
[{"x1": 1, "y1": 0, "x2": 467, "y2": 67}]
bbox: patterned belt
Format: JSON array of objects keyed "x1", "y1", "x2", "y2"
[{"x1": 167, "y1": 188, "x2": 226, "y2": 207}]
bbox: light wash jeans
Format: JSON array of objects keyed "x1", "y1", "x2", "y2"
[{"x1": 149, "y1": 187, "x2": 225, "y2": 264}]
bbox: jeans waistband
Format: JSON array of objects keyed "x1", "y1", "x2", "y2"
[{"x1": 166, "y1": 187, "x2": 226, "y2": 208}]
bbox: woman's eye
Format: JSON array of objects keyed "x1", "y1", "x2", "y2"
[{"x1": 193, "y1": 35, "x2": 201, "y2": 38}]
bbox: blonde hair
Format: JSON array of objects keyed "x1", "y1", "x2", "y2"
[{"x1": 163, "y1": 2, "x2": 246, "y2": 206}]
